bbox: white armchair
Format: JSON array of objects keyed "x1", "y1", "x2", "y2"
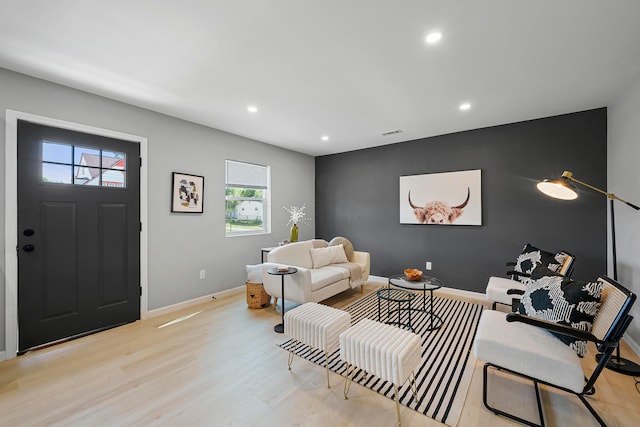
[{"x1": 475, "y1": 275, "x2": 635, "y2": 426}]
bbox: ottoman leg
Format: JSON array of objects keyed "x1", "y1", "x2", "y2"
[
  {"x1": 325, "y1": 352, "x2": 330, "y2": 389},
  {"x1": 410, "y1": 372, "x2": 418, "y2": 401},
  {"x1": 343, "y1": 364, "x2": 355, "y2": 400},
  {"x1": 287, "y1": 341, "x2": 296, "y2": 370},
  {"x1": 394, "y1": 384, "x2": 402, "y2": 427}
]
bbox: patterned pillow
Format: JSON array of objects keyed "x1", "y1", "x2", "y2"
[
  {"x1": 518, "y1": 274, "x2": 603, "y2": 357},
  {"x1": 513, "y1": 243, "x2": 567, "y2": 283}
]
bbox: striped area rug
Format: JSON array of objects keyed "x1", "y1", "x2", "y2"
[{"x1": 279, "y1": 292, "x2": 483, "y2": 426}]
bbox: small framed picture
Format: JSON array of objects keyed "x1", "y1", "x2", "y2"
[{"x1": 171, "y1": 172, "x2": 204, "y2": 213}]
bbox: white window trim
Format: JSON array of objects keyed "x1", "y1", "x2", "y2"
[{"x1": 225, "y1": 160, "x2": 271, "y2": 237}]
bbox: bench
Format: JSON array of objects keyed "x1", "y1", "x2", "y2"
[
  {"x1": 339, "y1": 318, "x2": 422, "y2": 426},
  {"x1": 283, "y1": 302, "x2": 351, "y2": 388}
]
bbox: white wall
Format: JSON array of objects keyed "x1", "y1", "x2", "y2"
[
  {"x1": 0, "y1": 68, "x2": 315, "y2": 352},
  {"x1": 609, "y1": 72, "x2": 640, "y2": 350}
]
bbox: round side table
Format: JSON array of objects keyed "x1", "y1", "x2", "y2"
[
  {"x1": 389, "y1": 274, "x2": 443, "y2": 331},
  {"x1": 267, "y1": 267, "x2": 297, "y2": 333},
  {"x1": 376, "y1": 287, "x2": 416, "y2": 331}
]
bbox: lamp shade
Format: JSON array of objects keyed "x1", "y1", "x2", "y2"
[{"x1": 537, "y1": 178, "x2": 578, "y2": 200}]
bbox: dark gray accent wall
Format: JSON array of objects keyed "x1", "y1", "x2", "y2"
[{"x1": 315, "y1": 109, "x2": 607, "y2": 293}]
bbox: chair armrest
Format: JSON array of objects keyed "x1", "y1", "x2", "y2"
[
  {"x1": 507, "y1": 271, "x2": 530, "y2": 278},
  {"x1": 352, "y1": 251, "x2": 370, "y2": 280},
  {"x1": 505, "y1": 313, "x2": 617, "y2": 348},
  {"x1": 261, "y1": 262, "x2": 313, "y2": 304}
]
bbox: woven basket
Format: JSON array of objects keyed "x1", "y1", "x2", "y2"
[{"x1": 246, "y1": 281, "x2": 271, "y2": 309}]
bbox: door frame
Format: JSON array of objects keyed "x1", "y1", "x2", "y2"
[{"x1": 4, "y1": 109, "x2": 149, "y2": 360}]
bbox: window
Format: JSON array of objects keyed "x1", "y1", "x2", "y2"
[
  {"x1": 225, "y1": 160, "x2": 270, "y2": 236},
  {"x1": 42, "y1": 141, "x2": 127, "y2": 188}
]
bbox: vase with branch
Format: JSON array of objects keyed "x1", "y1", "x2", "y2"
[{"x1": 284, "y1": 205, "x2": 307, "y2": 243}]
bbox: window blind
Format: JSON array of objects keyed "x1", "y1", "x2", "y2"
[{"x1": 225, "y1": 160, "x2": 268, "y2": 189}]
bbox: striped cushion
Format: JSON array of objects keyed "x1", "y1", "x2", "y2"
[
  {"x1": 340, "y1": 318, "x2": 422, "y2": 386},
  {"x1": 284, "y1": 302, "x2": 351, "y2": 353}
]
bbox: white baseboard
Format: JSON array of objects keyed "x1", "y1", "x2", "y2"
[
  {"x1": 147, "y1": 286, "x2": 245, "y2": 318},
  {"x1": 0, "y1": 350, "x2": 5, "y2": 362},
  {"x1": 144, "y1": 277, "x2": 640, "y2": 359},
  {"x1": 368, "y1": 275, "x2": 486, "y2": 302}
]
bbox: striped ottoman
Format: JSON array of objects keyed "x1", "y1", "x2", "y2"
[
  {"x1": 340, "y1": 318, "x2": 422, "y2": 427},
  {"x1": 284, "y1": 302, "x2": 351, "y2": 388}
]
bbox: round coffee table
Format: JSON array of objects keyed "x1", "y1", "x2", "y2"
[
  {"x1": 376, "y1": 287, "x2": 416, "y2": 331},
  {"x1": 267, "y1": 267, "x2": 297, "y2": 333},
  {"x1": 389, "y1": 274, "x2": 443, "y2": 331}
]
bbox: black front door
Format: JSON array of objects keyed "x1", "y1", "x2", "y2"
[{"x1": 17, "y1": 120, "x2": 141, "y2": 352}]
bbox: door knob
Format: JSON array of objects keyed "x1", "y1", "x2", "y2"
[{"x1": 23, "y1": 244, "x2": 35, "y2": 252}]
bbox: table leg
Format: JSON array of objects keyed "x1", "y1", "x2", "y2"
[
  {"x1": 423, "y1": 285, "x2": 426, "y2": 312},
  {"x1": 274, "y1": 275, "x2": 285, "y2": 333},
  {"x1": 429, "y1": 289, "x2": 433, "y2": 329}
]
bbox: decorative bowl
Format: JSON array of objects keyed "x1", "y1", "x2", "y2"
[{"x1": 404, "y1": 268, "x2": 423, "y2": 281}]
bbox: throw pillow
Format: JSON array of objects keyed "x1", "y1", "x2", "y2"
[
  {"x1": 309, "y1": 247, "x2": 332, "y2": 269},
  {"x1": 329, "y1": 236, "x2": 354, "y2": 261},
  {"x1": 518, "y1": 274, "x2": 603, "y2": 357},
  {"x1": 328, "y1": 244, "x2": 348, "y2": 264},
  {"x1": 512, "y1": 243, "x2": 566, "y2": 283},
  {"x1": 311, "y1": 239, "x2": 329, "y2": 249}
]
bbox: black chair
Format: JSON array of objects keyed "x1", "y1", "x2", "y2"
[{"x1": 475, "y1": 275, "x2": 636, "y2": 426}]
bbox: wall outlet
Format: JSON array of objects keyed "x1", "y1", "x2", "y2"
[
  {"x1": 425, "y1": 261, "x2": 432, "y2": 270},
  {"x1": 199, "y1": 269, "x2": 206, "y2": 280}
]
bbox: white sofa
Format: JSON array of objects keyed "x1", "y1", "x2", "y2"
[{"x1": 261, "y1": 239, "x2": 370, "y2": 307}]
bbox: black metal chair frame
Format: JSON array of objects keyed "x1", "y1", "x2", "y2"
[{"x1": 482, "y1": 276, "x2": 636, "y2": 427}]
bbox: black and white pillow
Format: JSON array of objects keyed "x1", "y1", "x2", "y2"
[
  {"x1": 513, "y1": 243, "x2": 567, "y2": 283},
  {"x1": 518, "y1": 274, "x2": 603, "y2": 357}
]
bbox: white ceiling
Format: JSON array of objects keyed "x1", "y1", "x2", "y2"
[{"x1": 2, "y1": 1, "x2": 640, "y2": 156}]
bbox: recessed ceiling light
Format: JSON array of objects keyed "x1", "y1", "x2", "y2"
[
  {"x1": 247, "y1": 105, "x2": 258, "y2": 113},
  {"x1": 321, "y1": 135, "x2": 329, "y2": 141},
  {"x1": 459, "y1": 102, "x2": 472, "y2": 111},
  {"x1": 425, "y1": 32, "x2": 442, "y2": 44}
]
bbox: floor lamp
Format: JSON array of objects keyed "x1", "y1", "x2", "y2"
[{"x1": 537, "y1": 170, "x2": 640, "y2": 376}]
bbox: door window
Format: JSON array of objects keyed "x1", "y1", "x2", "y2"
[{"x1": 42, "y1": 141, "x2": 127, "y2": 188}]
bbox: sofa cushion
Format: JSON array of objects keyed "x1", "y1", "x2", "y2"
[
  {"x1": 309, "y1": 266, "x2": 350, "y2": 291},
  {"x1": 310, "y1": 245, "x2": 349, "y2": 268},
  {"x1": 517, "y1": 274, "x2": 603, "y2": 357},
  {"x1": 329, "y1": 244, "x2": 348, "y2": 264},
  {"x1": 310, "y1": 246, "x2": 333, "y2": 269},
  {"x1": 267, "y1": 240, "x2": 314, "y2": 269},
  {"x1": 329, "y1": 236, "x2": 354, "y2": 261},
  {"x1": 474, "y1": 310, "x2": 585, "y2": 393}
]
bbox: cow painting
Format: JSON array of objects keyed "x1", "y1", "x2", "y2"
[{"x1": 408, "y1": 187, "x2": 470, "y2": 224}]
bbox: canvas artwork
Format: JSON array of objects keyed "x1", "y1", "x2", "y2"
[
  {"x1": 171, "y1": 172, "x2": 204, "y2": 213},
  {"x1": 399, "y1": 169, "x2": 482, "y2": 225}
]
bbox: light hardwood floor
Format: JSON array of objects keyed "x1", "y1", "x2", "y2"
[{"x1": 1, "y1": 282, "x2": 639, "y2": 426}]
